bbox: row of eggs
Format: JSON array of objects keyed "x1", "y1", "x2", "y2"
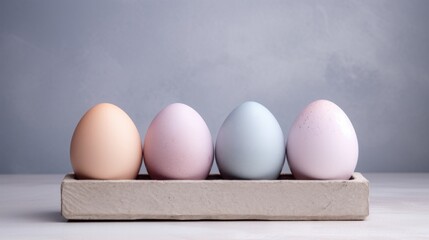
[{"x1": 70, "y1": 100, "x2": 358, "y2": 181}]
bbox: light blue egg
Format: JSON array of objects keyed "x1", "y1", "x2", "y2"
[{"x1": 215, "y1": 101, "x2": 285, "y2": 180}]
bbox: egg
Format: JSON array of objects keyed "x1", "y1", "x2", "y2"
[
  {"x1": 143, "y1": 103, "x2": 213, "y2": 180},
  {"x1": 70, "y1": 103, "x2": 143, "y2": 180},
  {"x1": 215, "y1": 101, "x2": 285, "y2": 180},
  {"x1": 286, "y1": 99, "x2": 359, "y2": 180}
]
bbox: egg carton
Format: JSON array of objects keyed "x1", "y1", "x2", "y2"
[{"x1": 61, "y1": 172, "x2": 369, "y2": 221}]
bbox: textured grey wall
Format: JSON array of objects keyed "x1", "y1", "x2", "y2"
[{"x1": 1, "y1": 0, "x2": 428, "y2": 174}]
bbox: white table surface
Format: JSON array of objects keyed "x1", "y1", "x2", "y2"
[{"x1": 0, "y1": 173, "x2": 428, "y2": 239}]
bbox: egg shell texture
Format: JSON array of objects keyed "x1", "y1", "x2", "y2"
[
  {"x1": 286, "y1": 99, "x2": 359, "y2": 180},
  {"x1": 70, "y1": 103, "x2": 142, "y2": 180},
  {"x1": 215, "y1": 101, "x2": 285, "y2": 180},
  {"x1": 143, "y1": 103, "x2": 214, "y2": 180}
]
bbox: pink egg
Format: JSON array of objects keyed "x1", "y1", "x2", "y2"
[
  {"x1": 143, "y1": 103, "x2": 214, "y2": 180},
  {"x1": 286, "y1": 100, "x2": 359, "y2": 180}
]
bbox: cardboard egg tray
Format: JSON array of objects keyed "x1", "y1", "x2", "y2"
[{"x1": 61, "y1": 172, "x2": 369, "y2": 221}]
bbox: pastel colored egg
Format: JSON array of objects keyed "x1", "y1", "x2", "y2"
[
  {"x1": 286, "y1": 99, "x2": 359, "y2": 180},
  {"x1": 143, "y1": 103, "x2": 214, "y2": 180},
  {"x1": 70, "y1": 103, "x2": 142, "y2": 180},
  {"x1": 215, "y1": 101, "x2": 285, "y2": 180}
]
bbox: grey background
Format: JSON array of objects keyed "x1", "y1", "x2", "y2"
[{"x1": 1, "y1": 0, "x2": 428, "y2": 174}]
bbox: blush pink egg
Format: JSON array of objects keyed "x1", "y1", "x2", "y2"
[
  {"x1": 143, "y1": 103, "x2": 214, "y2": 180},
  {"x1": 286, "y1": 99, "x2": 359, "y2": 180}
]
